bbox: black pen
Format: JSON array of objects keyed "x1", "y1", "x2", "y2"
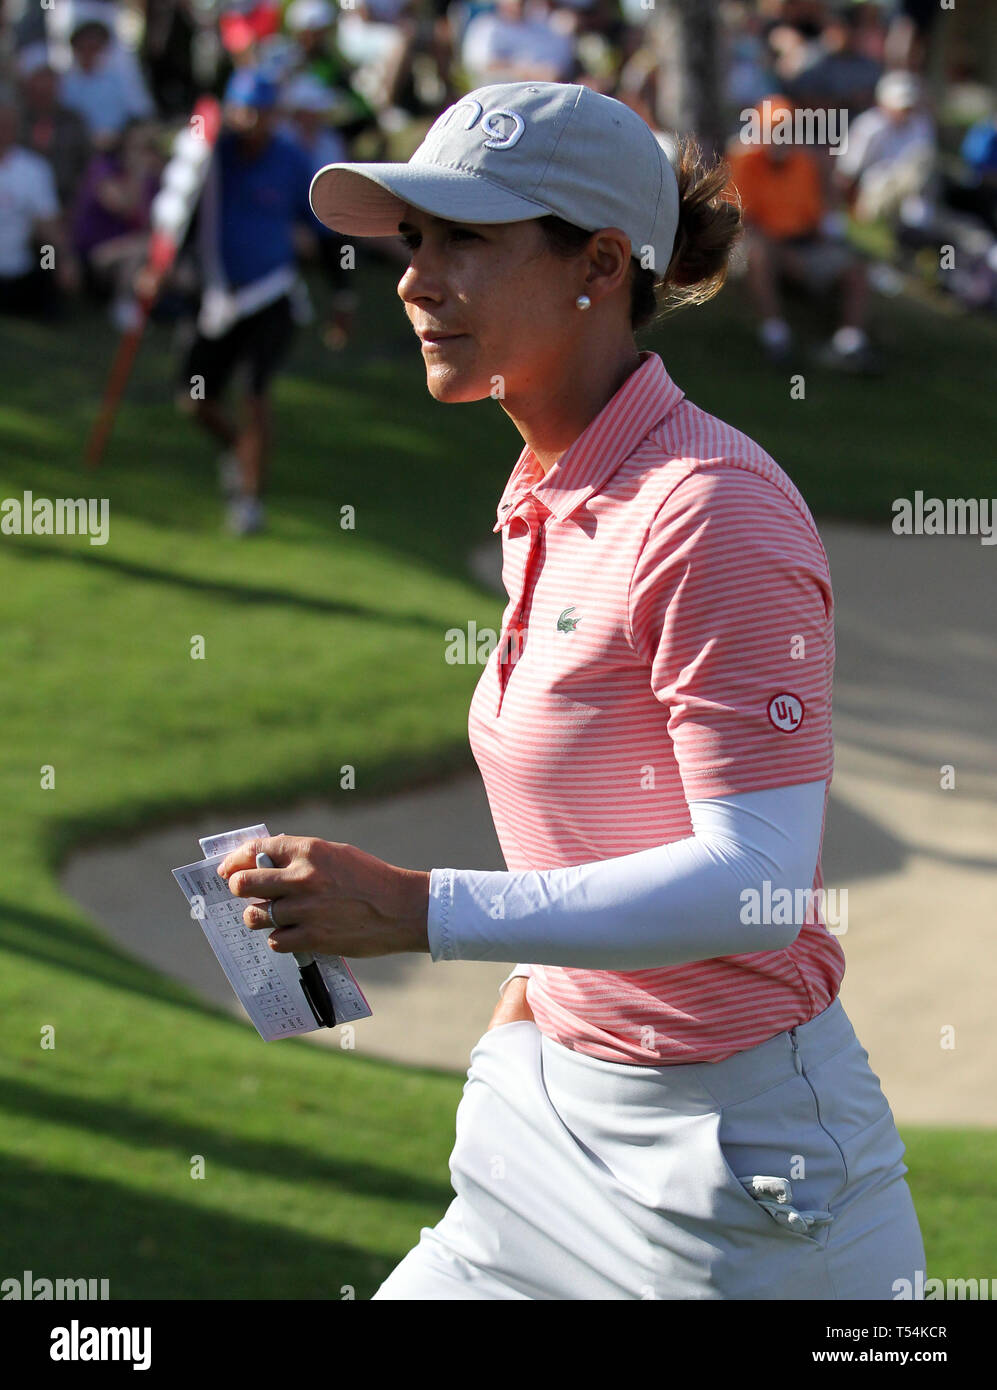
[{"x1": 256, "y1": 852, "x2": 337, "y2": 1027}]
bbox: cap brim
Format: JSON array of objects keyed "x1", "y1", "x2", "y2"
[{"x1": 308, "y1": 162, "x2": 553, "y2": 236}]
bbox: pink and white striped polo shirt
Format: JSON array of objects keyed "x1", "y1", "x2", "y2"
[{"x1": 467, "y1": 348, "x2": 845, "y2": 1065}]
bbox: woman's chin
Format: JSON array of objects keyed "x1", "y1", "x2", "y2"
[{"x1": 424, "y1": 363, "x2": 494, "y2": 404}]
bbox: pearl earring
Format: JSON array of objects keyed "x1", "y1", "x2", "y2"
[{"x1": 576, "y1": 294, "x2": 591, "y2": 310}]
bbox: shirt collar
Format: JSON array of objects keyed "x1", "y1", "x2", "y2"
[{"x1": 492, "y1": 350, "x2": 685, "y2": 534}]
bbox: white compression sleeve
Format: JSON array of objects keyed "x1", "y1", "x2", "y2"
[{"x1": 427, "y1": 779, "x2": 827, "y2": 970}]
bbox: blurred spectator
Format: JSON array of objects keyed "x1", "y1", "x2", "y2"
[
  {"x1": 335, "y1": 0, "x2": 419, "y2": 115},
  {"x1": 23, "y1": 0, "x2": 145, "y2": 74},
  {"x1": 616, "y1": 0, "x2": 658, "y2": 42},
  {"x1": 277, "y1": 72, "x2": 358, "y2": 350},
  {"x1": 421, "y1": 0, "x2": 465, "y2": 108},
  {"x1": 759, "y1": 1, "x2": 826, "y2": 40},
  {"x1": 460, "y1": 0, "x2": 578, "y2": 87},
  {"x1": 884, "y1": 0, "x2": 940, "y2": 72},
  {"x1": 833, "y1": 69, "x2": 935, "y2": 224},
  {"x1": 957, "y1": 114, "x2": 997, "y2": 236},
  {"x1": 217, "y1": 1, "x2": 283, "y2": 57},
  {"x1": 721, "y1": 2, "x2": 779, "y2": 113},
  {"x1": 10, "y1": 0, "x2": 49, "y2": 49},
  {"x1": 360, "y1": 0, "x2": 461, "y2": 119},
  {"x1": 60, "y1": 13, "x2": 157, "y2": 149},
  {"x1": 544, "y1": 0, "x2": 623, "y2": 87},
  {"x1": 784, "y1": 8, "x2": 882, "y2": 118},
  {"x1": 352, "y1": 0, "x2": 415, "y2": 15},
  {"x1": 849, "y1": 2, "x2": 889, "y2": 66},
  {"x1": 169, "y1": 67, "x2": 316, "y2": 535},
  {"x1": 0, "y1": 83, "x2": 81, "y2": 319},
  {"x1": 553, "y1": 0, "x2": 623, "y2": 46},
  {"x1": 892, "y1": 109, "x2": 997, "y2": 313},
  {"x1": 71, "y1": 117, "x2": 163, "y2": 330},
  {"x1": 142, "y1": 0, "x2": 200, "y2": 118},
  {"x1": 278, "y1": 72, "x2": 349, "y2": 167},
  {"x1": 15, "y1": 42, "x2": 93, "y2": 213},
  {"x1": 280, "y1": 0, "x2": 380, "y2": 140},
  {"x1": 727, "y1": 93, "x2": 879, "y2": 373},
  {"x1": 764, "y1": 21, "x2": 821, "y2": 92}
]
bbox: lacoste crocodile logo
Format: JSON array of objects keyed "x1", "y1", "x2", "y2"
[{"x1": 556, "y1": 606, "x2": 581, "y2": 632}]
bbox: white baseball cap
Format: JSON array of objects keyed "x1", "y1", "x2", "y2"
[
  {"x1": 876, "y1": 70, "x2": 922, "y2": 111},
  {"x1": 309, "y1": 82, "x2": 681, "y2": 269},
  {"x1": 282, "y1": 74, "x2": 339, "y2": 113},
  {"x1": 285, "y1": 0, "x2": 335, "y2": 31}
]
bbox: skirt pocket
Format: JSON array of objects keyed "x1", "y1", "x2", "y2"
[
  {"x1": 710, "y1": 1072, "x2": 849, "y2": 1253},
  {"x1": 713, "y1": 1142, "x2": 831, "y2": 1248}
]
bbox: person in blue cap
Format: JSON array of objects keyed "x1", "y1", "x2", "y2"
[{"x1": 177, "y1": 66, "x2": 317, "y2": 534}]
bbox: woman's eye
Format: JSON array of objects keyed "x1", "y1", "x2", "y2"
[{"x1": 398, "y1": 227, "x2": 479, "y2": 252}]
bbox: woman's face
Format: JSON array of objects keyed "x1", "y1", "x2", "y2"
[{"x1": 396, "y1": 208, "x2": 586, "y2": 404}]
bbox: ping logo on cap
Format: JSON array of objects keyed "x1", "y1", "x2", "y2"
[{"x1": 425, "y1": 99, "x2": 527, "y2": 152}]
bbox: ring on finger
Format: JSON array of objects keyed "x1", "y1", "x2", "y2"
[{"x1": 267, "y1": 899, "x2": 280, "y2": 929}]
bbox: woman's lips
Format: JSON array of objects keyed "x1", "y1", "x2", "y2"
[{"x1": 419, "y1": 333, "x2": 468, "y2": 350}]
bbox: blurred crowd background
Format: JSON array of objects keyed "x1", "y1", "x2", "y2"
[
  {"x1": 0, "y1": 0, "x2": 994, "y2": 524},
  {"x1": 3, "y1": 0, "x2": 995, "y2": 317}
]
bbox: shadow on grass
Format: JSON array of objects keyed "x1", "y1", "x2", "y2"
[
  {"x1": 1, "y1": 538, "x2": 450, "y2": 631},
  {"x1": 0, "y1": 899, "x2": 217, "y2": 1016},
  {"x1": 0, "y1": 1073, "x2": 456, "y2": 1209},
  {"x1": 0, "y1": 892, "x2": 475, "y2": 1089},
  {"x1": 0, "y1": 1158, "x2": 404, "y2": 1299}
]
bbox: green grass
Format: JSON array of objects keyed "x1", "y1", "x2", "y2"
[{"x1": 0, "y1": 256, "x2": 994, "y2": 1296}]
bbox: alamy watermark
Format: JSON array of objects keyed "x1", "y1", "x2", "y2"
[
  {"x1": 445, "y1": 617, "x2": 573, "y2": 668},
  {"x1": 50, "y1": 1320, "x2": 151, "y2": 1371},
  {"x1": 2, "y1": 1269, "x2": 109, "y2": 1299},
  {"x1": 1, "y1": 492, "x2": 109, "y2": 546},
  {"x1": 740, "y1": 882, "x2": 848, "y2": 935},
  {"x1": 892, "y1": 491, "x2": 996, "y2": 545},
  {"x1": 739, "y1": 99, "x2": 849, "y2": 156},
  {"x1": 894, "y1": 1270, "x2": 997, "y2": 1299}
]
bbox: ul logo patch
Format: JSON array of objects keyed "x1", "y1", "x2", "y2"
[{"x1": 768, "y1": 692, "x2": 805, "y2": 732}]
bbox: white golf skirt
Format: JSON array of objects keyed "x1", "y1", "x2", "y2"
[{"x1": 372, "y1": 997, "x2": 926, "y2": 1300}]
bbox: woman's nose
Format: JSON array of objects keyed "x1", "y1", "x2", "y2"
[
  {"x1": 397, "y1": 240, "x2": 448, "y2": 304},
  {"x1": 398, "y1": 263, "x2": 443, "y2": 308}
]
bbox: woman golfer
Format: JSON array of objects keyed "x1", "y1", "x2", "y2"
[{"x1": 218, "y1": 82, "x2": 926, "y2": 1299}]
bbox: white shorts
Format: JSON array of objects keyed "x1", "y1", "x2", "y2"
[{"x1": 372, "y1": 998, "x2": 926, "y2": 1300}]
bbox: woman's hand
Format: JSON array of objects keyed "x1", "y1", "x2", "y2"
[
  {"x1": 217, "y1": 834, "x2": 431, "y2": 959},
  {"x1": 486, "y1": 975, "x2": 535, "y2": 1031}
]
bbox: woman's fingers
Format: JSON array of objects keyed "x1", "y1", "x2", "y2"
[
  {"x1": 241, "y1": 896, "x2": 358, "y2": 958},
  {"x1": 221, "y1": 835, "x2": 311, "y2": 894},
  {"x1": 218, "y1": 835, "x2": 425, "y2": 958},
  {"x1": 241, "y1": 897, "x2": 314, "y2": 932},
  {"x1": 219, "y1": 833, "x2": 302, "y2": 879},
  {"x1": 265, "y1": 922, "x2": 322, "y2": 955},
  {"x1": 235, "y1": 895, "x2": 325, "y2": 953},
  {"x1": 227, "y1": 865, "x2": 286, "y2": 899}
]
